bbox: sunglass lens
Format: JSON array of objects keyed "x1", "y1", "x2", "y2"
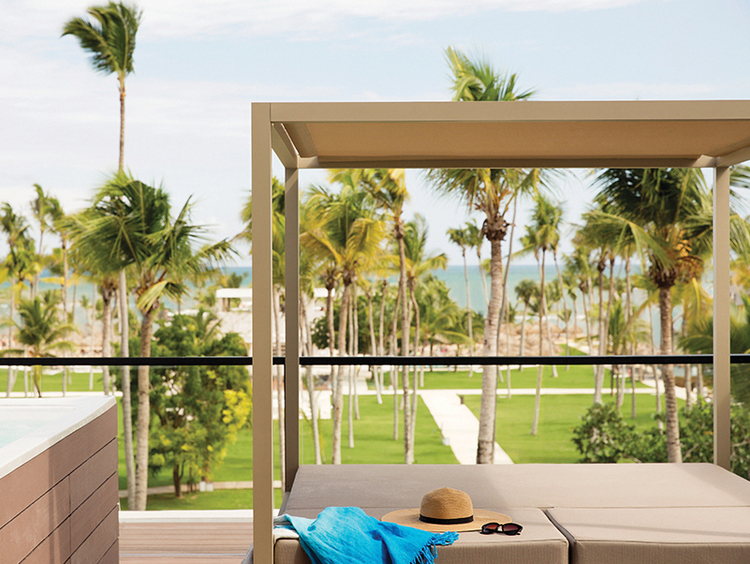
[
  {"x1": 502, "y1": 523, "x2": 522, "y2": 535},
  {"x1": 480, "y1": 522, "x2": 500, "y2": 534}
]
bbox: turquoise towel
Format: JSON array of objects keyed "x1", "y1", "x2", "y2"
[{"x1": 278, "y1": 506, "x2": 458, "y2": 564}]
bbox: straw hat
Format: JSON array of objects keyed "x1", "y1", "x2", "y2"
[{"x1": 380, "y1": 487, "x2": 511, "y2": 532}]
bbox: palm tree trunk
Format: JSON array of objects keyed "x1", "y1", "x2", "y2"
[
  {"x1": 61, "y1": 240, "x2": 70, "y2": 394},
  {"x1": 351, "y1": 279, "x2": 360, "y2": 420},
  {"x1": 332, "y1": 283, "x2": 350, "y2": 464},
  {"x1": 347, "y1": 291, "x2": 354, "y2": 449},
  {"x1": 118, "y1": 77, "x2": 126, "y2": 172},
  {"x1": 409, "y1": 280, "x2": 420, "y2": 461},
  {"x1": 378, "y1": 279, "x2": 388, "y2": 397},
  {"x1": 648, "y1": 301, "x2": 663, "y2": 429},
  {"x1": 32, "y1": 364, "x2": 42, "y2": 398},
  {"x1": 5, "y1": 292, "x2": 15, "y2": 397},
  {"x1": 396, "y1": 233, "x2": 411, "y2": 464},
  {"x1": 390, "y1": 288, "x2": 400, "y2": 441},
  {"x1": 461, "y1": 249, "x2": 474, "y2": 377},
  {"x1": 625, "y1": 256, "x2": 635, "y2": 418},
  {"x1": 272, "y1": 287, "x2": 285, "y2": 487},
  {"x1": 531, "y1": 250, "x2": 546, "y2": 436},
  {"x1": 594, "y1": 263, "x2": 606, "y2": 403},
  {"x1": 604, "y1": 259, "x2": 616, "y2": 396},
  {"x1": 300, "y1": 293, "x2": 321, "y2": 464},
  {"x1": 502, "y1": 198, "x2": 518, "y2": 384},
  {"x1": 119, "y1": 269, "x2": 136, "y2": 510},
  {"x1": 519, "y1": 302, "x2": 528, "y2": 357},
  {"x1": 554, "y1": 254, "x2": 570, "y2": 368},
  {"x1": 101, "y1": 285, "x2": 113, "y2": 395},
  {"x1": 135, "y1": 307, "x2": 154, "y2": 511},
  {"x1": 366, "y1": 289, "x2": 382, "y2": 404},
  {"x1": 697, "y1": 365, "x2": 704, "y2": 399},
  {"x1": 326, "y1": 285, "x2": 336, "y2": 398},
  {"x1": 658, "y1": 285, "x2": 682, "y2": 463},
  {"x1": 477, "y1": 238, "x2": 503, "y2": 464}
]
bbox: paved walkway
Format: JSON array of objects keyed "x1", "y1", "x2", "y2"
[{"x1": 419, "y1": 390, "x2": 513, "y2": 464}]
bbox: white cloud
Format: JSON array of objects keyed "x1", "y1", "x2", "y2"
[{"x1": 2, "y1": 0, "x2": 661, "y2": 41}]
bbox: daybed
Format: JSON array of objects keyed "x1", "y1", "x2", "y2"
[{"x1": 272, "y1": 463, "x2": 750, "y2": 564}]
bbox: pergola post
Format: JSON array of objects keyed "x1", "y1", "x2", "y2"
[
  {"x1": 252, "y1": 103, "x2": 274, "y2": 564},
  {"x1": 713, "y1": 166, "x2": 731, "y2": 470},
  {"x1": 284, "y1": 166, "x2": 300, "y2": 491}
]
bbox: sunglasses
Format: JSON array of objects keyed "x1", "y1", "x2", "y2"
[{"x1": 480, "y1": 522, "x2": 523, "y2": 536}]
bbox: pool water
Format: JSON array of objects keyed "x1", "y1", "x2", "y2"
[{"x1": 0, "y1": 405, "x2": 77, "y2": 448}]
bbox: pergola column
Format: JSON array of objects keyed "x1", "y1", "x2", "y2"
[
  {"x1": 251, "y1": 103, "x2": 274, "y2": 564},
  {"x1": 713, "y1": 166, "x2": 731, "y2": 470},
  {"x1": 284, "y1": 166, "x2": 300, "y2": 491}
]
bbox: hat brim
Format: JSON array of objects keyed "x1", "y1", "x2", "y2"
[{"x1": 380, "y1": 508, "x2": 512, "y2": 533}]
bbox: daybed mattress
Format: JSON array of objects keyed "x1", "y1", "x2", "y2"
[{"x1": 274, "y1": 463, "x2": 750, "y2": 564}]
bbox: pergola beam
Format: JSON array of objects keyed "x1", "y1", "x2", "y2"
[
  {"x1": 272, "y1": 124, "x2": 299, "y2": 169},
  {"x1": 716, "y1": 145, "x2": 750, "y2": 168}
]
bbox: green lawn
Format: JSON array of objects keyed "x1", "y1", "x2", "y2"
[
  {"x1": 463, "y1": 393, "x2": 684, "y2": 464},
  {"x1": 379, "y1": 363, "x2": 649, "y2": 391},
  {"x1": 119, "y1": 488, "x2": 284, "y2": 510},
  {"x1": 300, "y1": 396, "x2": 458, "y2": 465},
  {"x1": 1, "y1": 367, "x2": 105, "y2": 394},
  {"x1": 116, "y1": 394, "x2": 457, "y2": 509}
]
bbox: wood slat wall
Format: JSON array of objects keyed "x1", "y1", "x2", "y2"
[{"x1": 0, "y1": 405, "x2": 119, "y2": 564}]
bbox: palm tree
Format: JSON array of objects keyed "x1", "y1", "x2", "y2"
[
  {"x1": 30, "y1": 185, "x2": 59, "y2": 299},
  {"x1": 519, "y1": 194, "x2": 561, "y2": 435},
  {"x1": 428, "y1": 47, "x2": 537, "y2": 463},
  {"x1": 593, "y1": 167, "x2": 749, "y2": 462},
  {"x1": 1, "y1": 204, "x2": 35, "y2": 396},
  {"x1": 351, "y1": 168, "x2": 414, "y2": 457},
  {"x1": 515, "y1": 278, "x2": 537, "y2": 362},
  {"x1": 1, "y1": 292, "x2": 76, "y2": 397},
  {"x1": 417, "y1": 275, "x2": 465, "y2": 357},
  {"x1": 63, "y1": 1, "x2": 141, "y2": 173},
  {"x1": 575, "y1": 211, "x2": 621, "y2": 402},
  {"x1": 72, "y1": 175, "x2": 232, "y2": 510},
  {"x1": 447, "y1": 226, "x2": 475, "y2": 367},
  {"x1": 402, "y1": 214, "x2": 448, "y2": 455},
  {"x1": 302, "y1": 181, "x2": 385, "y2": 464}
]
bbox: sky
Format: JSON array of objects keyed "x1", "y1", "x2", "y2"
[{"x1": 2, "y1": 0, "x2": 750, "y2": 267}]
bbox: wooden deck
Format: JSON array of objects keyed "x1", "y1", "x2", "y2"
[{"x1": 119, "y1": 521, "x2": 253, "y2": 563}]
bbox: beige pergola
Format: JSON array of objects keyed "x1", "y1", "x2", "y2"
[{"x1": 251, "y1": 100, "x2": 750, "y2": 563}]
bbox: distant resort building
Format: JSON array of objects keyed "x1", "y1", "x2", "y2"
[{"x1": 214, "y1": 287, "x2": 328, "y2": 353}]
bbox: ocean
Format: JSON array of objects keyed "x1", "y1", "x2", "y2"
[
  {"x1": 0, "y1": 263, "x2": 548, "y2": 321},
  {"x1": 1, "y1": 262, "x2": 662, "y2": 342}
]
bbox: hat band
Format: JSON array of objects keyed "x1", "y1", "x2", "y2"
[{"x1": 419, "y1": 514, "x2": 474, "y2": 525}]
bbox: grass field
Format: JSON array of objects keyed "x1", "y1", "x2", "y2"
[
  {"x1": 116, "y1": 394, "x2": 457, "y2": 509},
  {"x1": 463, "y1": 392, "x2": 683, "y2": 464},
  {"x1": 379, "y1": 363, "x2": 650, "y2": 390},
  {"x1": 1, "y1": 367, "x2": 105, "y2": 394}
]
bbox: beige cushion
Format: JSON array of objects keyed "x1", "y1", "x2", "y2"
[
  {"x1": 547, "y1": 506, "x2": 750, "y2": 564},
  {"x1": 285, "y1": 463, "x2": 750, "y2": 513},
  {"x1": 274, "y1": 508, "x2": 568, "y2": 564}
]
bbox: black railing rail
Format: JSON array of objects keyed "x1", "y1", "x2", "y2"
[{"x1": 0, "y1": 353, "x2": 748, "y2": 367}]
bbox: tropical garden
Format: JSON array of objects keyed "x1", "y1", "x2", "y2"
[{"x1": 2, "y1": 2, "x2": 750, "y2": 511}]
